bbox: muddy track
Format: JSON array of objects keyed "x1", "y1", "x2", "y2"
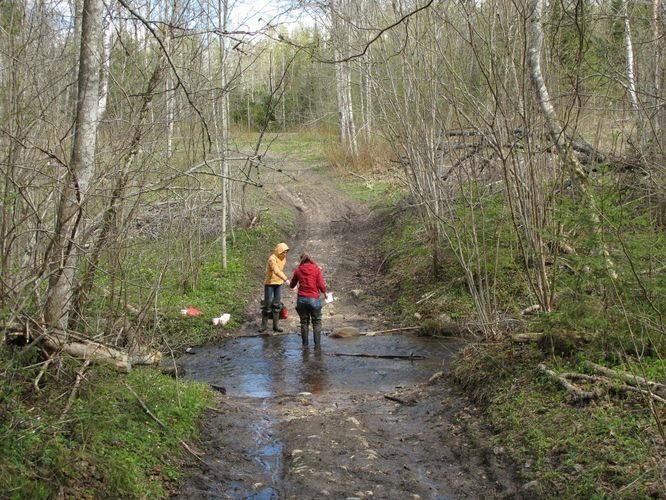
[{"x1": 173, "y1": 159, "x2": 525, "y2": 499}]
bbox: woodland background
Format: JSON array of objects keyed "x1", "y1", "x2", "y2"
[{"x1": 1, "y1": 0, "x2": 664, "y2": 497}]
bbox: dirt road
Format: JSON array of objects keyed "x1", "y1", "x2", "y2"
[{"x1": 174, "y1": 158, "x2": 524, "y2": 499}]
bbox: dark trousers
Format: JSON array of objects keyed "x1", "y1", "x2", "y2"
[
  {"x1": 263, "y1": 284, "x2": 282, "y2": 313},
  {"x1": 296, "y1": 296, "x2": 322, "y2": 345}
]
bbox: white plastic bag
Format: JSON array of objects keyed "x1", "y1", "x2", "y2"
[{"x1": 212, "y1": 313, "x2": 231, "y2": 326}]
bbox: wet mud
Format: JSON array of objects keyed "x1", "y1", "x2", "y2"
[{"x1": 173, "y1": 156, "x2": 523, "y2": 499}]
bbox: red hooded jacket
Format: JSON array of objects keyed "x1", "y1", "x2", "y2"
[{"x1": 289, "y1": 262, "x2": 327, "y2": 299}]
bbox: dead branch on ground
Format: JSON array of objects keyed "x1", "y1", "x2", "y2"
[
  {"x1": 538, "y1": 363, "x2": 602, "y2": 402},
  {"x1": 538, "y1": 364, "x2": 666, "y2": 405},
  {"x1": 125, "y1": 382, "x2": 205, "y2": 462},
  {"x1": 584, "y1": 361, "x2": 666, "y2": 395},
  {"x1": 61, "y1": 359, "x2": 92, "y2": 420},
  {"x1": 334, "y1": 352, "x2": 426, "y2": 360}
]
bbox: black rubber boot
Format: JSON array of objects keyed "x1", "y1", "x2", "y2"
[
  {"x1": 313, "y1": 324, "x2": 321, "y2": 348},
  {"x1": 300, "y1": 324, "x2": 309, "y2": 345},
  {"x1": 312, "y1": 310, "x2": 322, "y2": 348},
  {"x1": 272, "y1": 311, "x2": 284, "y2": 333},
  {"x1": 258, "y1": 310, "x2": 269, "y2": 332}
]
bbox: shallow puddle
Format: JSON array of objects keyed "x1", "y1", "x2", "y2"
[
  {"x1": 177, "y1": 333, "x2": 462, "y2": 498},
  {"x1": 180, "y1": 334, "x2": 462, "y2": 397}
]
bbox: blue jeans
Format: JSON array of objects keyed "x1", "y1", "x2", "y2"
[
  {"x1": 296, "y1": 296, "x2": 322, "y2": 329},
  {"x1": 263, "y1": 284, "x2": 282, "y2": 313}
]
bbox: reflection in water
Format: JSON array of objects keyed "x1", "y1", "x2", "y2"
[
  {"x1": 299, "y1": 349, "x2": 328, "y2": 394},
  {"x1": 179, "y1": 334, "x2": 462, "y2": 398}
]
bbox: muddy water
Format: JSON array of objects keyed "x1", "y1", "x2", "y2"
[
  {"x1": 180, "y1": 334, "x2": 462, "y2": 397},
  {"x1": 178, "y1": 334, "x2": 462, "y2": 498}
]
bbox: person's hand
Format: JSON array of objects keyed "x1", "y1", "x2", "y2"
[{"x1": 284, "y1": 279, "x2": 290, "y2": 286}]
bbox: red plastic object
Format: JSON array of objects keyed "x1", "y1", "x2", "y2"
[
  {"x1": 280, "y1": 306, "x2": 288, "y2": 319},
  {"x1": 184, "y1": 307, "x2": 203, "y2": 316}
]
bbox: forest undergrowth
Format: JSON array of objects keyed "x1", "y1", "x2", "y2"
[
  {"x1": 350, "y1": 160, "x2": 666, "y2": 497},
  {"x1": 2, "y1": 132, "x2": 664, "y2": 498},
  {"x1": 0, "y1": 207, "x2": 286, "y2": 498}
]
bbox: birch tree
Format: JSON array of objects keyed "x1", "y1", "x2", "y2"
[
  {"x1": 329, "y1": 0, "x2": 358, "y2": 157},
  {"x1": 44, "y1": 0, "x2": 104, "y2": 328},
  {"x1": 527, "y1": 0, "x2": 617, "y2": 280}
]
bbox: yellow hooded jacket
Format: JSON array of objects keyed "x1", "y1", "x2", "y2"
[{"x1": 264, "y1": 242, "x2": 289, "y2": 285}]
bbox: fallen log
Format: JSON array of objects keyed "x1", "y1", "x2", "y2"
[
  {"x1": 584, "y1": 361, "x2": 666, "y2": 395},
  {"x1": 562, "y1": 372, "x2": 666, "y2": 404},
  {"x1": 334, "y1": 352, "x2": 426, "y2": 360},
  {"x1": 521, "y1": 305, "x2": 542, "y2": 316},
  {"x1": 537, "y1": 363, "x2": 602, "y2": 402},
  {"x1": 128, "y1": 347, "x2": 162, "y2": 366},
  {"x1": 511, "y1": 332, "x2": 544, "y2": 343},
  {"x1": 5, "y1": 320, "x2": 162, "y2": 373},
  {"x1": 46, "y1": 333, "x2": 131, "y2": 372}
]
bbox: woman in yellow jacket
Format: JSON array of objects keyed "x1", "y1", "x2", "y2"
[{"x1": 260, "y1": 242, "x2": 290, "y2": 332}]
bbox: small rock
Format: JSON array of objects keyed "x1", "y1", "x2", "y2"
[
  {"x1": 437, "y1": 313, "x2": 452, "y2": 324},
  {"x1": 210, "y1": 384, "x2": 226, "y2": 394},
  {"x1": 522, "y1": 480, "x2": 541, "y2": 492},
  {"x1": 351, "y1": 289, "x2": 363, "y2": 298},
  {"x1": 330, "y1": 327, "x2": 361, "y2": 338},
  {"x1": 414, "y1": 312, "x2": 422, "y2": 320},
  {"x1": 428, "y1": 371, "x2": 445, "y2": 385},
  {"x1": 160, "y1": 364, "x2": 185, "y2": 377}
]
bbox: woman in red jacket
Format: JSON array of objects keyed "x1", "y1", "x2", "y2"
[{"x1": 289, "y1": 252, "x2": 327, "y2": 348}]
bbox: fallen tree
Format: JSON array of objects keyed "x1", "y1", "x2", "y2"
[
  {"x1": 3, "y1": 320, "x2": 162, "y2": 374},
  {"x1": 538, "y1": 363, "x2": 666, "y2": 404}
]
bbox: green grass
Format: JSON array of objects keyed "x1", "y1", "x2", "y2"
[
  {"x1": 365, "y1": 173, "x2": 666, "y2": 497},
  {"x1": 231, "y1": 130, "x2": 337, "y2": 164},
  {"x1": 484, "y1": 349, "x2": 661, "y2": 497},
  {"x1": 83, "y1": 215, "x2": 283, "y2": 349},
  {"x1": 336, "y1": 177, "x2": 405, "y2": 207},
  {"x1": 0, "y1": 354, "x2": 212, "y2": 499},
  {"x1": 0, "y1": 195, "x2": 289, "y2": 498}
]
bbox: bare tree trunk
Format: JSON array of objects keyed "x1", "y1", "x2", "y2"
[
  {"x1": 651, "y1": 0, "x2": 664, "y2": 140},
  {"x1": 71, "y1": 55, "x2": 167, "y2": 323},
  {"x1": 97, "y1": 1, "x2": 114, "y2": 117},
  {"x1": 527, "y1": 0, "x2": 617, "y2": 280},
  {"x1": 217, "y1": 0, "x2": 230, "y2": 269},
  {"x1": 44, "y1": 0, "x2": 103, "y2": 328},
  {"x1": 364, "y1": 54, "x2": 373, "y2": 143},
  {"x1": 330, "y1": 0, "x2": 358, "y2": 157},
  {"x1": 622, "y1": 0, "x2": 642, "y2": 136},
  {"x1": 165, "y1": 0, "x2": 177, "y2": 158},
  {"x1": 68, "y1": 0, "x2": 83, "y2": 118}
]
